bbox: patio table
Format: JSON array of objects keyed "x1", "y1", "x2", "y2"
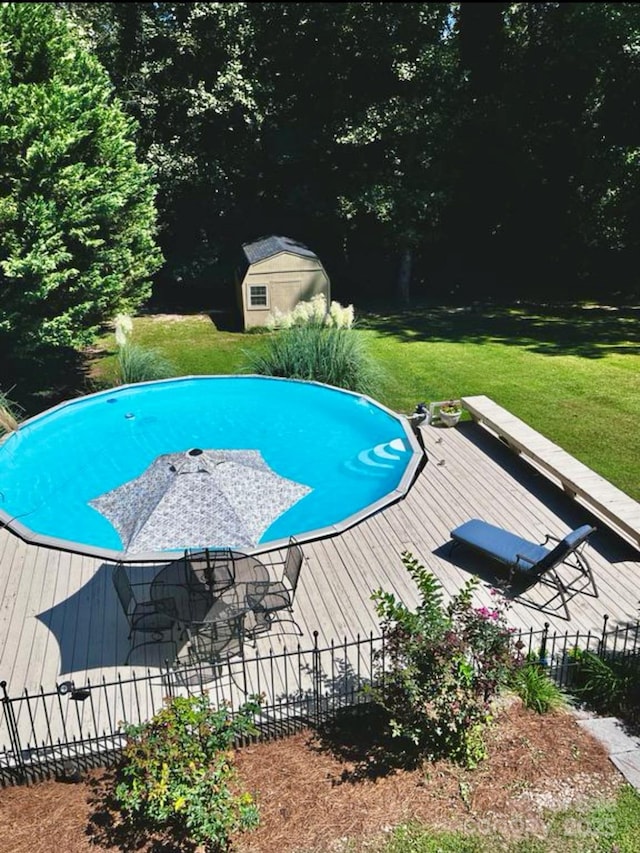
[{"x1": 150, "y1": 550, "x2": 269, "y2": 627}]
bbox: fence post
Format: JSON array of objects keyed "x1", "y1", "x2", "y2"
[
  {"x1": 164, "y1": 658, "x2": 175, "y2": 700},
  {"x1": 0, "y1": 680, "x2": 27, "y2": 785},
  {"x1": 599, "y1": 614, "x2": 609, "y2": 656},
  {"x1": 311, "y1": 631, "x2": 321, "y2": 725},
  {"x1": 539, "y1": 623, "x2": 550, "y2": 666}
]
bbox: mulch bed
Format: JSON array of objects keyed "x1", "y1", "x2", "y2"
[{"x1": 0, "y1": 702, "x2": 623, "y2": 853}]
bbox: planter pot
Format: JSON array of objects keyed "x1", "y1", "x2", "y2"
[{"x1": 439, "y1": 409, "x2": 461, "y2": 427}]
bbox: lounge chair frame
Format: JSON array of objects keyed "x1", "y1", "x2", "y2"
[{"x1": 450, "y1": 520, "x2": 598, "y2": 619}]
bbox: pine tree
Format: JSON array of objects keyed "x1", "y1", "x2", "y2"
[{"x1": 0, "y1": 3, "x2": 162, "y2": 353}]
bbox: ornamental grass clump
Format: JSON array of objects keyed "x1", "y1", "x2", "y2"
[
  {"x1": 370, "y1": 554, "x2": 519, "y2": 768},
  {"x1": 117, "y1": 341, "x2": 175, "y2": 384},
  {"x1": 113, "y1": 694, "x2": 261, "y2": 852},
  {"x1": 0, "y1": 388, "x2": 21, "y2": 436},
  {"x1": 113, "y1": 314, "x2": 174, "y2": 384},
  {"x1": 245, "y1": 323, "x2": 381, "y2": 394},
  {"x1": 510, "y1": 659, "x2": 567, "y2": 714},
  {"x1": 265, "y1": 293, "x2": 354, "y2": 330},
  {"x1": 569, "y1": 648, "x2": 640, "y2": 724}
]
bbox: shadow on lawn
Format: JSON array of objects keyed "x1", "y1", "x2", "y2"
[
  {"x1": 0, "y1": 344, "x2": 95, "y2": 418},
  {"x1": 360, "y1": 302, "x2": 640, "y2": 359}
]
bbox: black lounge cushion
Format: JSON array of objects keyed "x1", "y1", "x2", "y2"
[{"x1": 450, "y1": 519, "x2": 595, "y2": 575}]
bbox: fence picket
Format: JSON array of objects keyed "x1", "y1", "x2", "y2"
[{"x1": 1, "y1": 617, "x2": 639, "y2": 786}]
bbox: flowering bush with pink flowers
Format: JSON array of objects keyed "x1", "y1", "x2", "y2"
[{"x1": 371, "y1": 553, "x2": 520, "y2": 767}]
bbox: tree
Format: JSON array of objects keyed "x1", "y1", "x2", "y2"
[
  {"x1": 66, "y1": 2, "x2": 263, "y2": 300},
  {"x1": 64, "y1": 2, "x2": 640, "y2": 308},
  {"x1": 0, "y1": 3, "x2": 162, "y2": 354},
  {"x1": 451, "y1": 2, "x2": 640, "y2": 300},
  {"x1": 327, "y1": 3, "x2": 460, "y2": 305},
  {"x1": 69, "y1": 3, "x2": 462, "y2": 307}
]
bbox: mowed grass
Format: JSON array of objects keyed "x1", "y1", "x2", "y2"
[
  {"x1": 92, "y1": 313, "x2": 268, "y2": 381},
  {"x1": 91, "y1": 303, "x2": 640, "y2": 500}
]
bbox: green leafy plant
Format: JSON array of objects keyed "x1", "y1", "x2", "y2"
[
  {"x1": 114, "y1": 693, "x2": 261, "y2": 851},
  {"x1": 510, "y1": 661, "x2": 566, "y2": 714},
  {"x1": 569, "y1": 648, "x2": 640, "y2": 723},
  {"x1": 244, "y1": 324, "x2": 381, "y2": 394},
  {"x1": 0, "y1": 4, "x2": 162, "y2": 354},
  {"x1": 370, "y1": 554, "x2": 518, "y2": 768}
]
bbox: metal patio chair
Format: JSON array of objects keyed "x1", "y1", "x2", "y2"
[
  {"x1": 186, "y1": 548, "x2": 236, "y2": 596},
  {"x1": 189, "y1": 615, "x2": 245, "y2": 663},
  {"x1": 112, "y1": 563, "x2": 179, "y2": 663},
  {"x1": 175, "y1": 614, "x2": 247, "y2": 688},
  {"x1": 245, "y1": 538, "x2": 304, "y2": 636}
]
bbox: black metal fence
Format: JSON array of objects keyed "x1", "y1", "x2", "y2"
[
  {"x1": 0, "y1": 630, "x2": 382, "y2": 786},
  {"x1": 1, "y1": 616, "x2": 639, "y2": 786}
]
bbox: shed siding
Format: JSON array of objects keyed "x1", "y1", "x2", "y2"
[{"x1": 238, "y1": 249, "x2": 330, "y2": 329}]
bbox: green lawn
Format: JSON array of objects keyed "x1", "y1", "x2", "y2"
[
  {"x1": 91, "y1": 303, "x2": 640, "y2": 501},
  {"x1": 94, "y1": 313, "x2": 265, "y2": 379}
]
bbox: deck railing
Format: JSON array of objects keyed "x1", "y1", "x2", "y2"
[{"x1": 1, "y1": 616, "x2": 638, "y2": 786}]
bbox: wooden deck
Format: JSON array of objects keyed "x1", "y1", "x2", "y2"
[{"x1": 1, "y1": 418, "x2": 639, "y2": 754}]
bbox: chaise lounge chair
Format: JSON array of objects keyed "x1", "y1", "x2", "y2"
[{"x1": 449, "y1": 519, "x2": 598, "y2": 619}]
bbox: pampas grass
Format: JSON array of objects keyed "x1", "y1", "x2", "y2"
[
  {"x1": 244, "y1": 325, "x2": 381, "y2": 394},
  {"x1": 117, "y1": 342, "x2": 175, "y2": 385},
  {"x1": 0, "y1": 389, "x2": 22, "y2": 435}
]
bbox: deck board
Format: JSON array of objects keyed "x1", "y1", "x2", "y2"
[{"x1": 1, "y1": 418, "x2": 639, "y2": 752}]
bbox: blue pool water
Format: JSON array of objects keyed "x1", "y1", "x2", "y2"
[{"x1": 0, "y1": 376, "x2": 423, "y2": 558}]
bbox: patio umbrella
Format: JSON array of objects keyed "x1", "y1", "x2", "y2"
[{"x1": 89, "y1": 448, "x2": 311, "y2": 554}]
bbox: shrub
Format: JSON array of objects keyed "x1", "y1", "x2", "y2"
[
  {"x1": 570, "y1": 648, "x2": 640, "y2": 723},
  {"x1": 0, "y1": 4, "x2": 161, "y2": 354},
  {"x1": 114, "y1": 694, "x2": 261, "y2": 851},
  {"x1": 370, "y1": 554, "x2": 518, "y2": 768},
  {"x1": 510, "y1": 661, "x2": 566, "y2": 714},
  {"x1": 244, "y1": 324, "x2": 381, "y2": 394}
]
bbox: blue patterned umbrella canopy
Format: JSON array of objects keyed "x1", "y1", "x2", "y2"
[{"x1": 89, "y1": 448, "x2": 311, "y2": 553}]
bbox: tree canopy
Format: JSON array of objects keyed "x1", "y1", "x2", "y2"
[
  {"x1": 14, "y1": 2, "x2": 640, "y2": 322},
  {"x1": 0, "y1": 3, "x2": 161, "y2": 355}
]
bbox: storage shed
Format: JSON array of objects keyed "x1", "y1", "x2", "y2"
[{"x1": 236, "y1": 235, "x2": 330, "y2": 330}]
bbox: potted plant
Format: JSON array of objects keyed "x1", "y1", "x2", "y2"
[{"x1": 438, "y1": 400, "x2": 462, "y2": 427}]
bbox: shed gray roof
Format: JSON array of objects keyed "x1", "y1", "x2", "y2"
[{"x1": 242, "y1": 235, "x2": 318, "y2": 265}]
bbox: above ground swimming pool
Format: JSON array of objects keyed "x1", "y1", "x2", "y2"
[{"x1": 0, "y1": 376, "x2": 425, "y2": 561}]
